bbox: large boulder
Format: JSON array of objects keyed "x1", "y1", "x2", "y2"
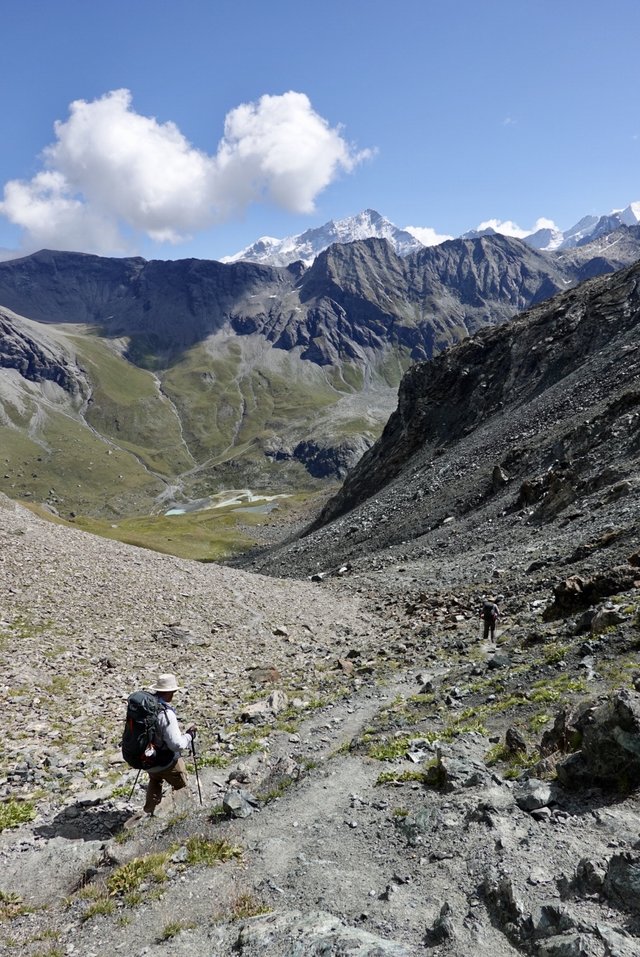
[
  {"x1": 544, "y1": 567, "x2": 638, "y2": 619},
  {"x1": 556, "y1": 690, "x2": 640, "y2": 789}
]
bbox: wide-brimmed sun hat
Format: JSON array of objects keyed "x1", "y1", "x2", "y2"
[{"x1": 152, "y1": 673, "x2": 180, "y2": 693}]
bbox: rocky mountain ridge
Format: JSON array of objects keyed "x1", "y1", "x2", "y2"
[{"x1": 1, "y1": 227, "x2": 639, "y2": 516}]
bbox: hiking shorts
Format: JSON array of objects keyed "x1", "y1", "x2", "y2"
[{"x1": 144, "y1": 757, "x2": 188, "y2": 812}]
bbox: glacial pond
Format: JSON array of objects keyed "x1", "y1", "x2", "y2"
[{"x1": 164, "y1": 489, "x2": 290, "y2": 516}]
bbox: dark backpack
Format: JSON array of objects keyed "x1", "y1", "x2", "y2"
[
  {"x1": 121, "y1": 691, "x2": 172, "y2": 769},
  {"x1": 483, "y1": 601, "x2": 498, "y2": 622}
]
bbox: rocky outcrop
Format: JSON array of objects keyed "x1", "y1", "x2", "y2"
[
  {"x1": 544, "y1": 565, "x2": 640, "y2": 619},
  {"x1": 233, "y1": 910, "x2": 413, "y2": 955},
  {"x1": 0, "y1": 308, "x2": 89, "y2": 398},
  {"x1": 556, "y1": 690, "x2": 640, "y2": 789},
  {"x1": 265, "y1": 435, "x2": 374, "y2": 479}
]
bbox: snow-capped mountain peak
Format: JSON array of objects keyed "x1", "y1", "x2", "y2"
[
  {"x1": 221, "y1": 209, "x2": 424, "y2": 267},
  {"x1": 618, "y1": 201, "x2": 640, "y2": 226}
]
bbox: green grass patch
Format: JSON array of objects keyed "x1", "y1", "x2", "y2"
[
  {"x1": 82, "y1": 898, "x2": 115, "y2": 922},
  {"x1": 375, "y1": 769, "x2": 428, "y2": 786},
  {"x1": 184, "y1": 836, "x2": 242, "y2": 866},
  {"x1": 542, "y1": 642, "x2": 571, "y2": 664},
  {"x1": 367, "y1": 736, "x2": 413, "y2": 761},
  {"x1": 228, "y1": 892, "x2": 271, "y2": 921},
  {"x1": 107, "y1": 851, "x2": 172, "y2": 896},
  {"x1": 529, "y1": 712, "x2": 553, "y2": 733},
  {"x1": 0, "y1": 891, "x2": 36, "y2": 922},
  {"x1": 111, "y1": 784, "x2": 132, "y2": 799},
  {"x1": 0, "y1": 800, "x2": 36, "y2": 832},
  {"x1": 484, "y1": 742, "x2": 542, "y2": 779},
  {"x1": 196, "y1": 754, "x2": 229, "y2": 769},
  {"x1": 158, "y1": 920, "x2": 195, "y2": 940},
  {"x1": 530, "y1": 674, "x2": 588, "y2": 703},
  {"x1": 71, "y1": 505, "x2": 259, "y2": 561}
]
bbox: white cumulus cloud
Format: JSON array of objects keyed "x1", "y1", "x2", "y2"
[
  {"x1": 475, "y1": 217, "x2": 559, "y2": 238},
  {"x1": 0, "y1": 89, "x2": 372, "y2": 256},
  {"x1": 403, "y1": 225, "x2": 453, "y2": 246},
  {"x1": 475, "y1": 218, "x2": 529, "y2": 238}
]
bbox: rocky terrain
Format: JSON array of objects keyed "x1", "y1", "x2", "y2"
[{"x1": 2, "y1": 253, "x2": 640, "y2": 955}]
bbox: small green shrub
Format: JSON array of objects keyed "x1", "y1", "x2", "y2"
[
  {"x1": 367, "y1": 736, "x2": 412, "y2": 761},
  {"x1": 158, "y1": 920, "x2": 195, "y2": 940},
  {"x1": 229, "y1": 892, "x2": 271, "y2": 921},
  {"x1": 0, "y1": 890, "x2": 34, "y2": 921},
  {"x1": 375, "y1": 769, "x2": 428, "y2": 786},
  {"x1": 82, "y1": 898, "x2": 115, "y2": 921},
  {"x1": 107, "y1": 852, "x2": 171, "y2": 896},
  {"x1": 185, "y1": 836, "x2": 242, "y2": 866},
  {"x1": 529, "y1": 712, "x2": 553, "y2": 733},
  {"x1": 484, "y1": 745, "x2": 540, "y2": 779},
  {"x1": 110, "y1": 785, "x2": 131, "y2": 799},
  {"x1": 197, "y1": 754, "x2": 229, "y2": 769},
  {"x1": 542, "y1": 642, "x2": 570, "y2": 664},
  {"x1": 0, "y1": 800, "x2": 36, "y2": 831}
]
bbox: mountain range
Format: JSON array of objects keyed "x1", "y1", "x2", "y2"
[
  {"x1": 2, "y1": 215, "x2": 640, "y2": 957},
  {"x1": 223, "y1": 203, "x2": 640, "y2": 266},
  {"x1": 1, "y1": 221, "x2": 640, "y2": 519}
]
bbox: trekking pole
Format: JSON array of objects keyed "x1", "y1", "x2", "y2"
[
  {"x1": 191, "y1": 739, "x2": 203, "y2": 805},
  {"x1": 128, "y1": 768, "x2": 142, "y2": 802}
]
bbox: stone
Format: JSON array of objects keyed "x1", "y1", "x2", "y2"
[
  {"x1": 537, "y1": 933, "x2": 596, "y2": 956},
  {"x1": 505, "y1": 726, "x2": 527, "y2": 754},
  {"x1": 425, "y1": 902, "x2": 455, "y2": 944},
  {"x1": 544, "y1": 567, "x2": 638, "y2": 619},
  {"x1": 239, "y1": 689, "x2": 289, "y2": 722},
  {"x1": 590, "y1": 608, "x2": 625, "y2": 634},
  {"x1": 603, "y1": 853, "x2": 640, "y2": 913},
  {"x1": 540, "y1": 704, "x2": 589, "y2": 758},
  {"x1": 247, "y1": 665, "x2": 282, "y2": 686},
  {"x1": 233, "y1": 910, "x2": 412, "y2": 955},
  {"x1": 267, "y1": 689, "x2": 289, "y2": 714},
  {"x1": 222, "y1": 788, "x2": 260, "y2": 819},
  {"x1": 336, "y1": 658, "x2": 355, "y2": 676},
  {"x1": 514, "y1": 779, "x2": 554, "y2": 811},
  {"x1": 492, "y1": 465, "x2": 509, "y2": 491}
]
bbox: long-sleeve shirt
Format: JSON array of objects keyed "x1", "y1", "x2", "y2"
[{"x1": 147, "y1": 701, "x2": 193, "y2": 772}]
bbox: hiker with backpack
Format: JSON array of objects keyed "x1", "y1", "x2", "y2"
[
  {"x1": 121, "y1": 673, "x2": 197, "y2": 815},
  {"x1": 480, "y1": 596, "x2": 499, "y2": 641}
]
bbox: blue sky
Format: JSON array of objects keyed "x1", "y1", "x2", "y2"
[{"x1": 1, "y1": 0, "x2": 638, "y2": 261}]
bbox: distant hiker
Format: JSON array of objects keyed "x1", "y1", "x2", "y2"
[
  {"x1": 121, "y1": 673, "x2": 197, "y2": 815},
  {"x1": 480, "y1": 597, "x2": 499, "y2": 641}
]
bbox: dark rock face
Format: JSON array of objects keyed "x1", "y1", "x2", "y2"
[
  {"x1": 264, "y1": 436, "x2": 373, "y2": 479},
  {"x1": 0, "y1": 308, "x2": 89, "y2": 398}
]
